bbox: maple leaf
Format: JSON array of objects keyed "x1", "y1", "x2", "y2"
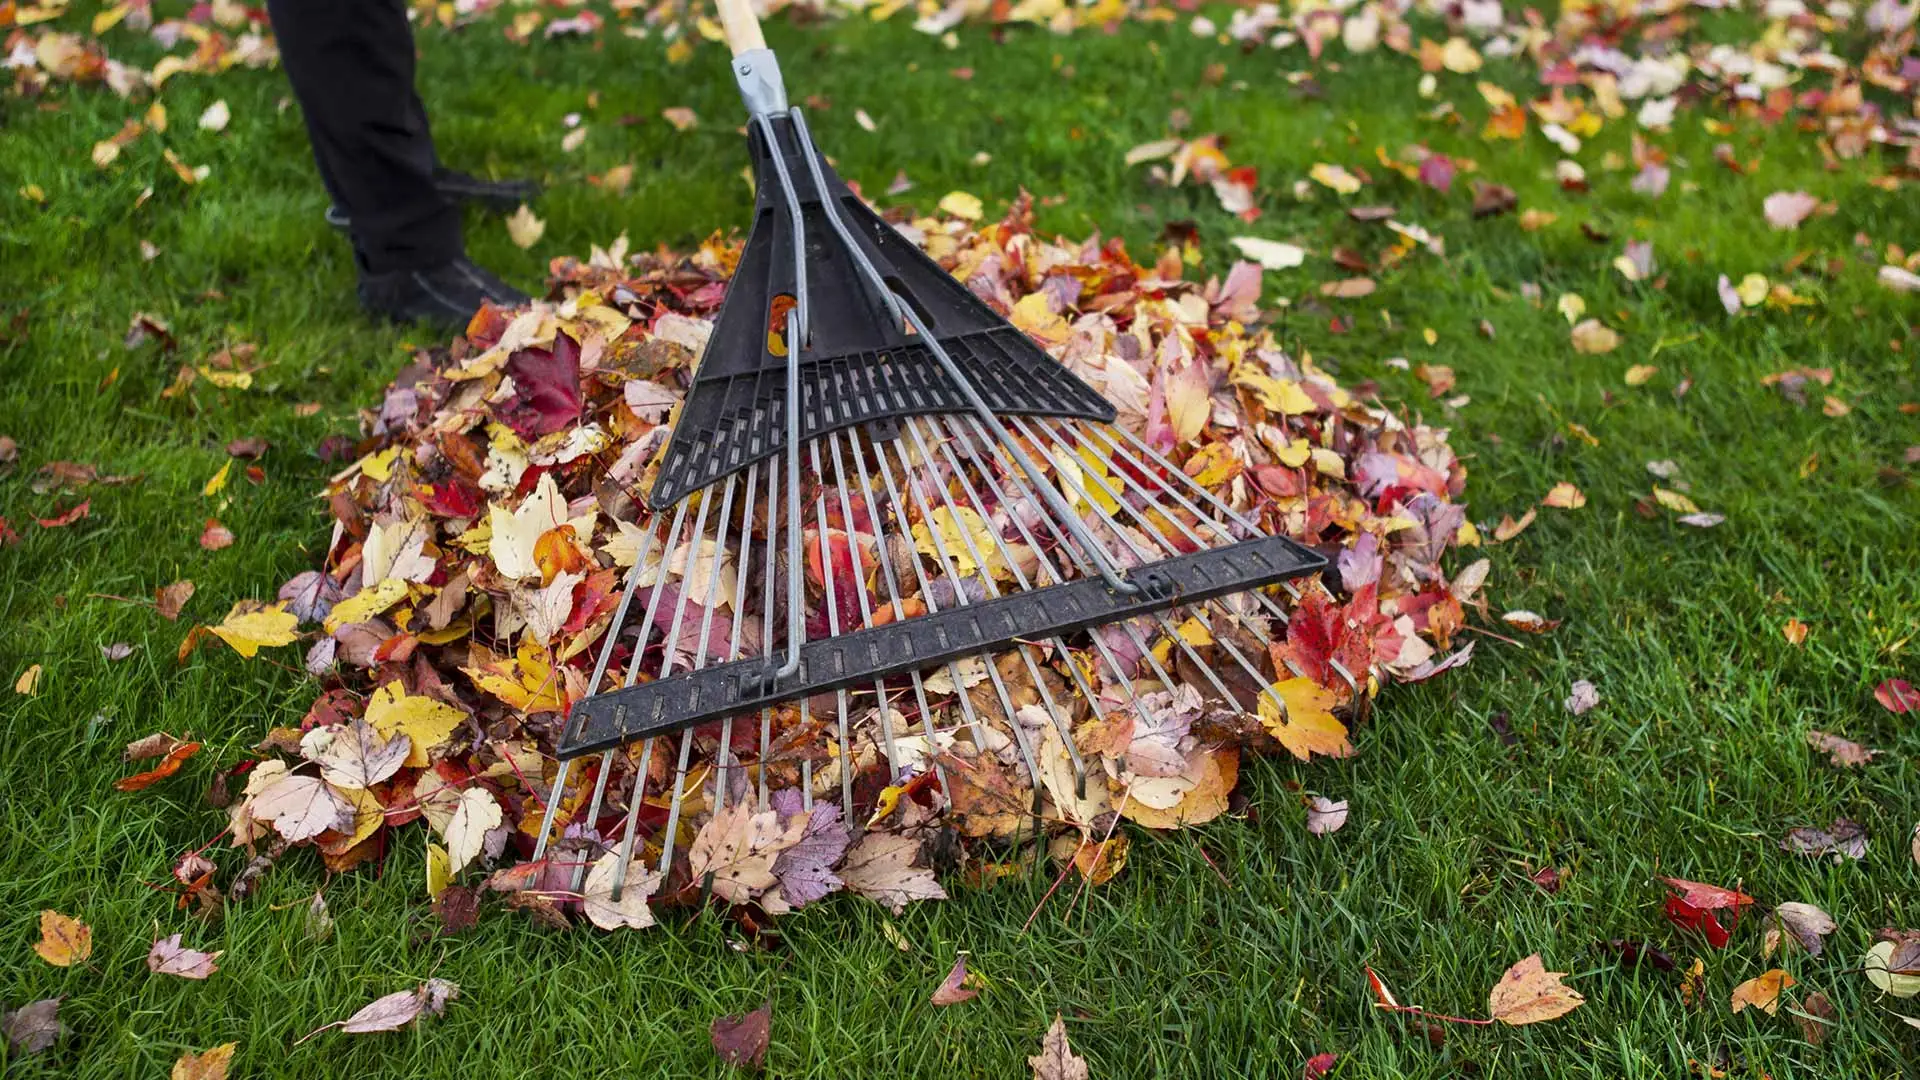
[
  {"x1": 710, "y1": 1003, "x2": 771, "y2": 1070},
  {"x1": 505, "y1": 204, "x2": 544, "y2": 249},
  {"x1": 1769, "y1": 902, "x2": 1836, "y2": 957},
  {"x1": 2, "y1": 997, "x2": 64, "y2": 1055},
  {"x1": 931, "y1": 954, "x2": 981, "y2": 1006},
  {"x1": 155, "y1": 579, "x2": 196, "y2": 620},
  {"x1": 301, "y1": 720, "x2": 410, "y2": 790},
  {"x1": 500, "y1": 336, "x2": 585, "y2": 438},
  {"x1": 32, "y1": 910, "x2": 91, "y2": 967},
  {"x1": 147, "y1": 933, "x2": 221, "y2": 979},
  {"x1": 1541, "y1": 482, "x2": 1586, "y2": 509},
  {"x1": 839, "y1": 831, "x2": 946, "y2": 914},
  {"x1": 1487, "y1": 954, "x2": 1585, "y2": 1025},
  {"x1": 250, "y1": 774, "x2": 351, "y2": 842},
  {"x1": 1028, "y1": 1014, "x2": 1091, "y2": 1080},
  {"x1": 1256, "y1": 678, "x2": 1353, "y2": 761},
  {"x1": 581, "y1": 852, "x2": 660, "y2": 931},
  {"x1": 687, "y1": 800, "x2": 807, "y2": 904},
  {"x1": 171, "y1": 1043, "x2": 237, "y2": 1080},
  {"x1": 364, "y1": 681, "x2": 466, "y2": 768},
  {"x1": 1805, "y1": 729, "x2": 1875, "y2": 767},
  {"x1": 207, "y1": 601, "x2": 299, "y2": 658},
  {"x1": 767, "y1": 789, "x2": 849, "y2": 908},
  {"x1": 1730, "y1": 969, "x2": 1795, "y2": 1015},
  {"x1": 444, "y1": 787, "x2": 503, "y2": 874}
]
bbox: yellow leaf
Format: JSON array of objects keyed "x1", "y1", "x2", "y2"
[
  {"x1": 1653, "y1": 487, "x2": 1699, "y2": 514},
  {"x1": 15, "y1": 663, "x2": 41, "y2": 695},
  {"x1": 463, "y1": 639, "x2": 568, "y2": 714},
  {"x1": 867, "y1": 783, "x2": 908, "y2": 828},
  {"x1": 1782, "y1": 618, "x2": 1809, "y2": 646},
  {"x1": 1542, "y1": 482, "x2": 1586, "y2": 510},
  {"x1": 322, "y1": 576, "x2": 409, "y2": 634},
  {"x1": 1477, "y1": 81, "x2": 1516, "y2": 110},
  {"x1": 1165, "y1": 360, "x2": 1212, "y2": 442},
  {"x1": 196, "y1": 366, "x2": 251, "y2": 390},
  {"x1": 938, "y1": 191, "x2": 983, "y2": 220},
  {"x1": 171, "y1": 1043, "x2": 237, "y2": 1080},
  {"x1": 1275, "y1": 438, "x2": 1312, "y2": 468},
  {"x1": 1121, "y1": 746, "x2": 1238, "y2": 829},
  {"x1": 202, "y1": 458, "x2": 232, "y2": 497},
  {"x1": 424, "y1": 840, "x2": 452, "y2": 898},
  {"x1": 1256, "y1": 678, "x2": 1353, "y2": 761},
  {"x1": 1309, "y1": 162, "x2": 1361, "y2": 196},
  {"x1": 506, "y1": 204, "x2": 545, "y2": 249},
  {"x1": 92, "y1": 3, "x2": 131, "y2": 34},
  {"x1": 33, "y1": 909, "x2": 92, "y2": 966},
  {"x1": 359, "y1": 446, "x2": 400, "y2": 482},
  {"x1": 1440, "y1": 36, "x2": 1482, "y2": 73},
  {"x1": 366, "y1": 681, "x2": 466, "y2": 768},
  {"x1": 1009, "y1": 291, "x2": 1068, "y2": 344},
  {"x1": 1489, "y1": 954, "x2": 1585, "y2": 1025},
  {"x1": 1557, "y1": 293, "x2": 1586, "y2": 324},
  {"x1": 1234, "y1": 370, "x2": 1316, "y2": 415},
  {"x1": 1737, "y1": 273, "x2": 1770, "y2": 307},
  {"x1": 1625, "y1": 364, "x2": 1657, "y2": 386},
  {"x1": 664, "y1": 37, "x2": 694, "y2": 63},
  {"x1": 1570, "y1": 319, "x2": 1620, "y2": 354},
  {"x1": 911, "y1": 505, "x2": 1008, "y2": 579},
  {"x1": 208, "y1": 602, "x2": 299, "y2": 658}
]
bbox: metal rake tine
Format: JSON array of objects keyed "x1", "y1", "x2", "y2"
[
  {"x1": 716, "y1": 462, "x2": 762, "y2": 816},
  {"x1": 837, "y1": 427, "x2": 922, "y2": 784},
  {"x1": 861, "y1": 430, "x2": 953, "y2": 795},
  {"x1": 827, "y1": 428, "x2": 905, "y2": 799},
  {"x1": 807, "y1": 438, "x2": 857, "y2": 822},
  {"x1": 531, "y1": 509, "x2": 669, "y2": 862}
]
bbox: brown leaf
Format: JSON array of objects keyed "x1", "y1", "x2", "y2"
[
  {"x1": 1319, "y1": 277, "x2": 1376, "y2": 299},
  {"x1": 1492, "y1": 508, "x2": 1536, "y2": 542},
  {"x1": 1793, "y1": 991, "x2": 1836, "y2": 1045},
  {"x1": 32, "y1": 910, "x2": 92, "y2": 967},
  {"x1": 432, "y1": 885, "x2": 480, "y2": 935},
  {"x1": 335, "y1": 979, "x2": 458, "y2": 1035},
  {"x1": 224, "y1": 437, "x2": 268, "y2": 458},
  {"x1": 1029, "y1": 1013, "x2": 1091, "y2": 1080},
  {"x1": 710, "y1": 1002, "x2": 771, "y2": 1071},
  {"x1": 1471, "y1": 180, "x2": 1517, "y2": 218},
  {"x1": 1541, "y1": 482, "x2": 1586, "y2": 509},
  {"x1": 930, "y1": 953, "x2": 979, "y2": 1006},
  {"x1": 1805, "y1": 729, "x2": 1877, "y2": 768},
  {"x1": 125, "y1": 731, "x2": 185, "y2": 761},
  {"x1": 156, "y1": 580, "x2": 195, "y2": 620},
  {"x1": 839, "y1": 832, "x2": 946, "y2": 914},
  {"x1": 1730, "y1": 969, "x2": 1796, "y2": 1015},
  {"x1": 1487, "y1": 954, "x2": 1585, "y2": 1025},
  {"x1": 1772, "y1": 902, "x2": 1837, "y2": 957},
  {"x1": 2, "y1": 998, "x2": 64, "y2": 1055}
]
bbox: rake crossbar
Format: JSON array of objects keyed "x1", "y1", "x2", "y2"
[{"x1": 558, "y1": 533, "x2": 1322, "y2": 757}]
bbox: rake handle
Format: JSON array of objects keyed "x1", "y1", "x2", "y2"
[{"x1": 715, "y1": 0, "x2": 766, "y2": 55}]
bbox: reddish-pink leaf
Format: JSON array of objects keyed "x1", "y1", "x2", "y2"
[
  {"x1": 1875, "y1": 678, "x2": 1918, "y2": 714},
  {"x1": 710, "y1": 1003, "x2": 771, "y2": 1071},
  {"x1": 36, "y1": 500, "x2": 90, "y2": 528},
  {"x1": 147, "y1": 933, "x2": 221, "y2": 979},
  {"x1": 930, "y1": 954, "x2": 978, "y2": 1006}
]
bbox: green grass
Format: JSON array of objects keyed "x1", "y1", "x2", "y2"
[{"x1": 4, "y1": 6, "x2": 1919, "y2": 1077}]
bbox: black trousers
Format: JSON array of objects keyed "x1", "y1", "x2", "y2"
[{"x1": 266, "y1": 0, "x2": 462, "y2": 273}]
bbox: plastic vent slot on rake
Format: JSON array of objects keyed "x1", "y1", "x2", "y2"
[{"x1": 530, "y1": 0, "x2": 1331, "y2": 899}]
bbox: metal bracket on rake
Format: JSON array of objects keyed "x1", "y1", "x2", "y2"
[{"x1": 557, "y1": 535, "x2": 1324, "y2": 758}]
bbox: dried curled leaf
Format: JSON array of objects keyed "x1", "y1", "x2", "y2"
[{"x1": 1488, "y1": 954, "x2": 1584, "y2": 1025}]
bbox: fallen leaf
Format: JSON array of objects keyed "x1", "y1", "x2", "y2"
[
  {"x1": 1570, "y1": 319, "x2": 1620, "y2": 354},
  {"x1": 36, "y1": 500, "x2": 89, "y2": 528},
  {"x1": 301, "y1": 720, "x2": 410, "y2": 790},
  {"x1": 580, "y1": 852, "x2": 660, "y2": 931},
  {"x1": 334, "y1": 979, "x2": 459, "y2": 1035},
  {"x1": 939, "y1": 191, "x2": 984, "y2": 220},
  {"x1": 32, "y1": 910, "x2": 91, "y2": 966},
  {"x1": 506, "y1": 204, "x2": 545, "y2": 249},
  {"x1": 1319, "y1": 277, "x2": 1376, "y2": 299},
  {"x1": 930, "y1": 953, "x2": 980, "y2": 1006},
  {"x1": 1782, "y1": 817, "x2": 1867, "y2": 861},
  {"x1": 1763, "y1": 190, "x2": 1818, "y2": 230},
  {"x1": 1542, "y1": 482, "x2": 1586, "y2": 509},
  {"x1": 1488, "y1": 954, "x2": 1585, "y2": 1025},
  {"x1": 1782, "y1": 618, "x2": 1809, "y2": 645},
  {"x1": 710, "y1": 1003, "x2": 771, "y2": 1071},
  {"x1": 1564, "y1": 679, "x2": 1599, "y2": 715},
  {"x1": 156, "y1": 580, "x2": 195, "y2": 620},
  {"x1": 1230, "y1": 237, "x2": 1306, "y2": 270},
  {"x1": 208, "y1": 602, "x2": 298, "y2": 657},
  {"x1": 661, "y1": 106, "x2": 698, "y2": 131},
  {"x1": 197, "y1": 100, "x2": 230, "y2": 133},
  {"x1": 1793, "y1": 991, "x2": 1836, "y2": 1045},
  {"x1": 1865, "y1": 937, "x2": 1920, "y2": 998},
  {"x1": 1029, "y1": 1013, "x2": 1091, "y2": 1080},
  {"x1": 1309, "y1": 162, "x2": 1362, "y2": 195},
  {"x1": 251, "y1": 774, "x2": 351, "y2": 842},
  {"x1": 1771, "y1": 902, "x2": 1836, "y2": 957},
  {"x1": 115, "y1": 739, "x2": 202, "y2": 791},
  {"x1": 1304, "y1": 1052, "x2": 1338, "y2": 1079},
  {"x1": 171, "y1": 1043, "x2": 236, "y2": 1080},
  {"x1": 1256, "y1": 678, "x2": 1353, "y2": 760},
  {"x1": 365, "y1": 681, "x2": 465, "y2": 768},
  {"x1": 147, "y1": 933, "x2": 221, "y2": 979},
  {"x1": 444, "y1": 787, "x2": 503, "y2": 874},
  {"x1": 15, "y1": 664, "x2": 42, "y2": 695},
  {"x1": 1305, "y1": 796, "x2": 1348, "y2": 835},
  {"x1": 199, "y1": 518, "x2": 234, "y2": 550},
  {"x1": 1493, "y1": 508, "x2": 1536, "y2": 542},
  {"x1": 1874, "y1": 678, "x2": 1918, "y2": 714},
  {"x1": 2, "y1": 998, "x2": 64, "y2": 1055},
  {"x1": 839, "y1": 831, "x2": 946, "y2": 914},
  {"x1": 1730, "y1": 969, "x2": 1795, "y2": 1015}
]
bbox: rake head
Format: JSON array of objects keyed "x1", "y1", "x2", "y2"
[{"x1": 532, "y1": 45, "x2": 1336, "y2": 897}]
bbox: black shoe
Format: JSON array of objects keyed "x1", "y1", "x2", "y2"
[
  {"x1": 327, "y1": 168, "x2": 541, "y2": 231},
  {"x1": 358, "y1": 256, "x2": 531, "y2": 329}
]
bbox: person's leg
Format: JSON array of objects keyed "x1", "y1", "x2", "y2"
[{"x1": 267, "y1": 0, "x2": 461, "y2": 273}]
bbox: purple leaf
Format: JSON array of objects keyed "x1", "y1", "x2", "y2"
[
  {"x1": 499, "y1": 334, "x2": 584, "y2": 438},
  {"x1": 281, "y1": 570, "x2": 343, "y2": 624},
  {"x1": 769, "y1": 789, "x2": 849, "y2": 907}
]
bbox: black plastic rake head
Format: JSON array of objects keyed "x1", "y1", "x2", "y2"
[{"x1": 646, "y1": 109, "x2": 1117, "y2": 511}]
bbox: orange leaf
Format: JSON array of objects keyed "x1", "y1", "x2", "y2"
[
  {"x1": 32, "y1": 910, "x2": 92, "y2": 967},
  {"x1": 115, "y1": 740, "x2": 202, "y2": 791},
  {"x1": 1730, "y1": 969, "x2": 1796, "y2": 1015},
  {"x1": 1488, "y1": 954, "x2": 1585, "y2": 1025}
]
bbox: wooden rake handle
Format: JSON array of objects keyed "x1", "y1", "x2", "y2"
[{"x1": 715, "y1": 0, "x2": 767, "y2": 55}]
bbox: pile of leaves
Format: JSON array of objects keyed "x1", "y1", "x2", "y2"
[{"x1": 185, "y1": 194, "x2": 1474, "y2": 928}]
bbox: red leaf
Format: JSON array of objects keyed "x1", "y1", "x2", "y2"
[
  {"x1": 199, "y1": 519, "x2": 234, "y2": 551},
  {"x1": 36, "y1": 500, "x2": 90, "y2": 528},
  {"x1": 1659, "y1": 876, "x2": 1755, "y2": 911},
  {"x1": 710, "y1": 1003, "x2": 771, "y2": 1071},
  {"x1": 1305, "y1": 1052, "x2": 1339, "y2": 1079},
  {"x1": 115, "y1": 741, "x2": 202, "y2": 791},
  {"x1": 1418, "y1": 153, "x2": 1456, "y2": 192},
  {"x1": 1663, "y1": 896, "x2": 1732, "y2": 948},
  {"x1": 1875, "y1": 678, "x2": 1918, "y2": 714},
  {"x1": 498, "y1": 334, "x2": 583, "y2": 438}
]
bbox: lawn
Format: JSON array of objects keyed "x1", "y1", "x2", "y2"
[{"x1": 3, "y1": 2, "x2": 1919, "y2": 1076}]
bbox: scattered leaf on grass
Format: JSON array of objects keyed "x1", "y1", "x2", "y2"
[
  {"x1": 1782, "y1": 818, "x2": 1866, "y2": 862},
  {"x1": 1768, "y1": 902, "x2": 1836, "y2": 958},
  {"x1": 1762, "y1": 190, "x2": 1818, "y2": 230},
  {"x1": 506, "y1": 204, "x2": 545, "y2": 249},
  {"x1": 310, "y1": 979, "x2": 459, "y2": 1039},
  {"x1": 1730, "y1": 969, "x2": 1795, "y2": 1015},
  {"x1": 1029, "y1": 1013, "x2": 1091, "y2": 1080},
  {"x1": 1874, "y1": 678, "x2": 1918, "y2": 714},
  {"x1": 710, "y1": 1002, "x2": 771, "y2": 1071},
  {"x1": 15, "y1": 664, "x2": 42, "y2": 695},
  {"x1": 1864, "y1": 935, "x2": 1920, "y2": 998},
  {"x1": 1805, "y1": 730, "x2": 1876, "y2": 768},
  {"x1": 1229, "y1": 237, "x2": 1306, "y2": 269},
  {"x1": 1305, "y1": 796, "x2": 1348, "y2": 835},
  {"x1": 171, "y1": 1043, "x2": 236, "y2": 1080},
  {"x1": 1542, "y1": 482, "x2": 1586, "y2": 509},
  {"x1": 147, "y1": 934, "x2": 221, "y2": 979},
  {"x1": 207, "y1": 602, "x2": 298, "y2": 657},
  {"x1": 32, "y1": 910, "x2": 91, "y2": 967},
  {"x1": 1570, "y1": 319, "x2": 1620, "y2": 354},
  {"x1": 661, "y1": 106, "x2": 698, "y2": 131},
  {"x1": 1564, "y1": 679, "x2": 1599, "y2": 715},
  {"x1": 115, "y1": 740, "x2": 201, "y2": 791},
  {"x1": 1487, "y1": 954, "x2": 1585, "y2": 1025},
  {"x1": 1782, "y1": 618, "x2": 1809, "y2": 645},
  {"x1": 931, "y1": 954, "x2": 980, "y2": 1006},
  {"x1": 199, "y1": 519, "x2": 234, "y2": 550},
  {"x1": 1793, "y1": 991, "x2": 1836, "y2": 1045},
  {"x1": 156, "y1": 580, "x2": 195, "y2": 620},
  {"x1": 2, "y1": 998, "x2": 64, "y2": 1055},
  {"x1": 197, "y1": 100, "x2": 230, "y2": 133}
]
